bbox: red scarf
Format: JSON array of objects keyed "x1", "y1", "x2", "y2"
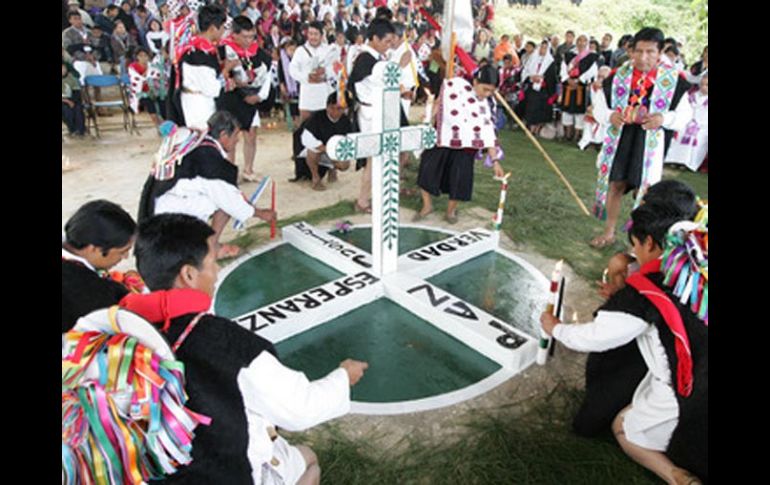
[
  {"x1": 119, "y1": 288, "x2": 212, "y2": 332},
  {"x1": 219, "y1": 36, "x2": 259, "y2": 59},
  {"x1": 626, "y1": 259, "x2": 693, "y2": 397},
  {"x1": 177, "y1": 35, "x2": 218, "y2": 61}
]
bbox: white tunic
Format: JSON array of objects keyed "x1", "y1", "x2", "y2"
[
  {"x1": 237, "y1": 351, "x2": 350, "y2": 483},
  {"x1": 289, "y1": 42, "x2": 333, "y2": 111},
  {"x1": 553, "y1": 310, "x2": 678, "y2": 451},
  {"x1": 180, "y1": 62, "x2": 223, "y2": 130},
  {"x1": 352, "y1": 44, "x2": 385, "y2": 133},
  {"x1": 388, "y1": 41, "x2": 419, "y2": 117},
  {"x1": 665, "y1": 91, "x2": 708, "y2": 171}
]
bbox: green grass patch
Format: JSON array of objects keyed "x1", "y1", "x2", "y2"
[
  {"x1": 292, "y1": 382, "x2": 659, "y2": 484},
  {"x1": 400, "y1": 129, "x2": 707, "y2": 281}
]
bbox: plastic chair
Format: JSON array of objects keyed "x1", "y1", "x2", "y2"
[{"x1": 82, "y1": 74, "x2": 137, "y2": 137}]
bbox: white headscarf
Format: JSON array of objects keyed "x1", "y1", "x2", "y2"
[{"x1": 522, "y1": 47, "x2": 554, "y2": 80}]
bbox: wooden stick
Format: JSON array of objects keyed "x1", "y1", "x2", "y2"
[
  {"x1": 447, "y1": 32, "x2": 457, "y2": 79},
  {"x1": 494, "y1": 91, "x2": 590, "y2": 216}
]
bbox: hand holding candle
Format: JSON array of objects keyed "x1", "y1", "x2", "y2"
[{"x1": 537, "y1": 260, "x2": 563, "y2": 365}]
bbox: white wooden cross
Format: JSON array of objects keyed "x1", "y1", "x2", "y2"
[{"x1": 327, "y1": 61, "x2": 437, "y2": 276}]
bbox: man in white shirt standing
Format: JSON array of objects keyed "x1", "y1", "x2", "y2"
[{"x1": 290, "y1": 21, "x2": 333, "y2": 123}]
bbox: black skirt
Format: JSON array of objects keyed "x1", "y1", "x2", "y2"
[
  {"x1": 417, "y1": 147, "x2": 476, "y2": 201},
  {"x1": 522, "y1": 87, "x2": 554, "y2": 125},
  {"x1": 217, "y1": 91, "x2": 258, "y2": 130},
  {"x1": 609, "y1": 124, "x2": 647, "y2": 193}
]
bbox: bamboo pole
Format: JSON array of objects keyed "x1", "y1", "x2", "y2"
[{"x1": 494, "y1": 91, "x2": 590, "y2": 216}]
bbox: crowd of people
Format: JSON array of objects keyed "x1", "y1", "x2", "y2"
[{"x1": 62, "y1": 1, "x2": 708, "y2": 484}]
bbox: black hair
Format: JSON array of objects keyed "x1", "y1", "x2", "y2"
[
  {"x1": 663, "y1": 37, "x2": 677, "y2": 46},
  {"x1": 308, "y1": 21, "x2": 325, "y2": 34},
  {"x1": 393, "y1": 21, "x2": 406, "y2": 38},
  {"x1": 136, "y1": 5, "x2": 147, "y2": 14},
  {"x1": 207, "y1": 111, "x2": 239, "y2": 139},
  {"x1": 565, "y1": 30, "x2": 575, "y2": 36},
  {"x1": 632, "y1": 27, "x2": 665, "y2": 51},
  {"x1": 525, "y1": 41, "x2": 536, "y2": 49},
  {"x1": 590, "y1": 39, "x2": 599, "y2": 50},
  {"x1": 232, "y1": 15, "x2": 255, "y2": 34},
  {"x1": 106, "y1": 5, "x2": 119, "y2": 13},
  {"x1": 502, "y1": 54, "x2": 513, "y2": 62},
  {"x1": 664, "y1": 45, "x2": 679, "y2": 56},
  {"x1": 67, "y1": 11, "x2": 81, "y2": 20},
  {"x1": 375, "y1": 6, "x2": 393, "y2": 20},
  {"x1": 64, "y1": 200, "x2": 136, "y2": 254},
  {"x1": 643, "y1": 179, "x2": 698, "y2": 220},
  {"x1": 198, "y1": 4, "x2": 227, "y2": 32},
  {"x1": 134, "y1": 47, "x2": 151, "y2": 58},
  {"x1": 134, "y1": 214, "x2": 214, "y2": 291},
  {"x1": 474, "y1": 63, "x2": 499, "y2": 86},
  {"x1": 367, "y1": 18, "x2": 395, "y2": 40},
  {"x1": 618, "y1": 34, "x2": 633, "y2": 48},
  {"x1": 628, "y1": 202, "x2": 681, "y2": 249}
]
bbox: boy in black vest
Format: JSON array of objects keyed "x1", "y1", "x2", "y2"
[
  {"x1": 62, "y1": 200, "x2": 136, "y2": 332},
  {"x1": 121, "y1": 213, "x2": 368, "y2": 484}
]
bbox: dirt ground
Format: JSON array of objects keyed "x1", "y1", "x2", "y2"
[{"x1": 62, "y1": 109, "x2": 600, "y2": 446}]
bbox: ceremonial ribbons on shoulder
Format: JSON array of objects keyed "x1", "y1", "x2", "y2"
[{"x1": 62, "y1": 310, "x2": 211, "y2": 484}]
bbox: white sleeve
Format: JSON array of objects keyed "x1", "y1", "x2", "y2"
[
  {"x1": 560, "y1": 61, "x2": 569, "y2": 83},
  {"x1": 257, "y1": 69, "x2": 272, "y2": 100},
  {"x1": 240, "y1": 351, "x2": 351, "y2": 431},
  {"x1": 199, "y1": 178, "x2": 255, "y2": 221},
  {"x1": 662, "y1": 90, "x2": 694, "y2": 132},
  {"x1": 301, "y1": 128, "x2": 323, "y2": 152},
  {"x1": 289, "y1": 47, "x2": 311, "y2": 84},
  {"x1": 182, "y1": 62, "x2": 223, "y2": 97},
  {"x1": 591, "y1": 86, "x2": 612, "y2": 126},
  {"x1": 146, "y1": 33, "x2": 159, "y2": 54},
  {"x1": 579, "y1": 61, "x2": 598, "y2": 84},
  {"x1": 552, "y1": 310, "x2": 649, "y2": 353}
]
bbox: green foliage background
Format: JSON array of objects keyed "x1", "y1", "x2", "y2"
[{"x1": 493, "y1": 0, "x2": 708, "y2": 64}]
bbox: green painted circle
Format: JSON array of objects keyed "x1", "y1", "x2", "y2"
[{"x1": 214, "y1": 226, "x2": 547, "y2": 405}]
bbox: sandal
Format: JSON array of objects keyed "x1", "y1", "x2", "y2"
[
  {"x1": 444, "y1": 211, "x2": 459, "y2": 225},
  {"x1": 217, "y1": 243, "x2": 242, "y2": 260},
  {"x1": 354, "y1": 201, "x2": 372, "y2": 214},
  {"x1": 412, "y1": 209, "x2": 432, "y2": 222},
  {"x1": 241, "y1": 171, "x2": 260, "y2": 183},
  {"x1": 589, "y1": 234, "x2": 616, "y2": 249}
]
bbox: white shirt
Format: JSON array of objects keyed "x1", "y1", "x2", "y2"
[
  {"x1": 73, "y1": 60, "x2": 103, "y2": 85},
  {"x1": 237, "y1": 351, "x2": 350, "y2": 478},
  {"x1": 353, "y1": 44, "x2": 385, "y2": 131},
  {"x1": 61, "y1": 247, "x2": 96, "y2": 273},
  {"x1": 180, "y1": 60, "x2": 223, "y2": 130},
  {"x1": 553, "y1": 310, "x2": 678, "y2": 450},
  {"x1": 289, "y1": 42, "x2": 333, "y2": 111}
]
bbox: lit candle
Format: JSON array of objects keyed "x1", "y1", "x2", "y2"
[
  {"x1": 493, "y1": 171, "x2": 512, "y2": 232},
  {"x1": 270, "y1": 180, "x2": 277, "y2": 240},
  {"x1": 537, "y1": 260, "x2": 563, "y2": 365}
]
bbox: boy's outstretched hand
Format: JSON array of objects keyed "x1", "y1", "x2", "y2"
[{"x1": 340, "y1": 359, "x2": 369, "y2": 386}]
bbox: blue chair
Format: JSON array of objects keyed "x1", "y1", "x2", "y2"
[{"x1": 82, "y1": 75, "x2": 137, "y2": 137}]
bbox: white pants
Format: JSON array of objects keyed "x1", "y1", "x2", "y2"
[
  {"x1": 259, "y1": 436, "x2": 308, "y2": 485},
  {"x1": 561, "y1": 113, "x2": 585, "y2": 129}
]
